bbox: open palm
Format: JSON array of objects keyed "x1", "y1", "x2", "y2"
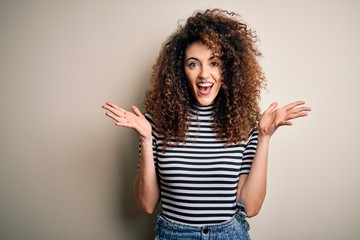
[
  {"x1": 259, "y1": 101, "x2": 311, "y2": 136},
  {"x1": 102, "y1": 102, "x2": 152, "y2": 141}
]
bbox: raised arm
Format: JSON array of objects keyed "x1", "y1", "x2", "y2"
[
  {"x1": 237, "y1": 101, "x2": 311, "y2": 217},
  {"x1": 102, "y1": 102, "x2": 160, "y2": 214}
]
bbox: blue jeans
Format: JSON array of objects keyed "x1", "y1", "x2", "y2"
[{"x1": 154, "y1": 201, "x2": 251, "y2": 240}]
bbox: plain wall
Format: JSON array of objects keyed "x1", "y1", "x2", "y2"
[{"x1": 1, "y1": 0, "x2": 359, "y2": 239}]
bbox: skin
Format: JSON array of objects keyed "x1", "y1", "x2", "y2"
[
  {"x1": 184, "y1": 42, "x2": 222, "y2": 106},
  {"x1": 102, "y1": 41, "x2": 312, "y2": 216}
]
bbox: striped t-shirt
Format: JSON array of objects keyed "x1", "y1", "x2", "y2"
[{"x1": 143, "y1": 104, "x2": 258, "y2": 226}]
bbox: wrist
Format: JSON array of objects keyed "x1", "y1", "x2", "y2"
[
  {"x1": 257, "y1": 132, "x2": 271, "y2": 143},
  {"x1": 140, "y1": 137, "x2": 152, "y2": 145},
  {"x1": 139, "y1": 126, "x2": 153, "y2": 144},
  {"x1": 258, "y1": 123, "x2": 275, "y2": 138}
]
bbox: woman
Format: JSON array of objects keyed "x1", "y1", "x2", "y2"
[{"x1": 103, "y1": 9, "x2": 311, "y2": 240}]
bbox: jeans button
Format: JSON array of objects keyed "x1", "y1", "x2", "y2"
[{"x1": 203, "y1": 229, "x2": 209, "y2": 234}]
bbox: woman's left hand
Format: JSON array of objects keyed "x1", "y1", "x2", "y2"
[{"x1": 259, "y1": 101, "x2": 311, "y2": 137}]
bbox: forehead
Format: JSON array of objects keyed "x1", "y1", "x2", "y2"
[{"x1": 185, "y1": 41, "x2": 214, "y2": 58}]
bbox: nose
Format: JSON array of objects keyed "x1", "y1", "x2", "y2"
[{"x1": 199, "y1": 65, "x2": 210, "y2": 81}]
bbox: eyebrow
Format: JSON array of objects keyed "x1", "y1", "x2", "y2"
[{"x1": 185, "y1": 55, "x2": 219, "y2": 62}]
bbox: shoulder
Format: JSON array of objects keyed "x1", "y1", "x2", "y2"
[
  {"x1": 246, "y1": 129, "x2": 259, "y2": 144},
  {"x1": 144, "y1": 112, "x2": 154, "y2": 123},
  {"x1": 144, "y1": 112, "x2": 159, "y2": 137},
  {"x1": 144, "y1": 112, "x2": 157, "y2": 128}
]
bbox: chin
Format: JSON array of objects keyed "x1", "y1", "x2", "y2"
[{"x1": 196, "y1": 98, "x2": 215, "y2": 106}]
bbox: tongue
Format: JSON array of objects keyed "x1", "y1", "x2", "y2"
[{"x1": 199, "y1": 86, "x2": 211, "y2": 95}]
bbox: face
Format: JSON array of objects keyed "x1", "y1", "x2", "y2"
[{"x1": 184, "y1": 41, "x2": 222, "y2": 106}]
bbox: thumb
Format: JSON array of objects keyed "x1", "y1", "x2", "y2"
[
  {"x1": 264, "y1": 102, "x2": 278, "y2": 114},
  {"x1": 131, "y1": 105, "x2": 143, "y2": 117}
]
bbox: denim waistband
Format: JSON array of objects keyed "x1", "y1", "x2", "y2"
[{"x1": 154, "y1": 200, "x2": 248, "y2": 232}]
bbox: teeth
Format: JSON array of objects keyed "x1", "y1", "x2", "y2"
[{"x1": 197, "y1": 83, "x2": 213, "y2": 87}]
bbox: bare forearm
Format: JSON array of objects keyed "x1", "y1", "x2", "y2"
[
  {"x1": 238, "y1": 101, "x2": 310, "y2": 217},
  {"x1": 102, "y1": 103, "x2": 160, "y2": 213},
  {"x1": 134, "y1": 139, "x2": 160, "y2": 214},
  {"x1": 239, "y1": 135, "x2": 270, "y2": 217}
]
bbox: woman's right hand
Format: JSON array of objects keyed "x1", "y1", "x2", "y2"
[
  {"x1": 102, "y1": 102, "x2": 152, "y2": 142},
  {"x1": 103, "y1": 102, "x2": 159, "y2": 213}
]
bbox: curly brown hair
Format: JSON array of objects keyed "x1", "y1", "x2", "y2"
[{"x1": 144, "y1": 9, "x2": 266, "y2": 147}]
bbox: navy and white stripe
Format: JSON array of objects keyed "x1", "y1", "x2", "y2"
[{"x1": 142, "y1": 104, "x2": 258, "y2": 226}]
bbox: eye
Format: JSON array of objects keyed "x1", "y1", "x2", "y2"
[
  {"x1": 188, "y1": 62, "x2": 199, "y2": 69},
  {"x1": 210, "y1": 61, "x2": 219, "y2": 67}
]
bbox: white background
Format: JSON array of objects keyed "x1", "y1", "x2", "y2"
[{"x1": 1, "y1": 0, "x2": 359, "y2": 239}]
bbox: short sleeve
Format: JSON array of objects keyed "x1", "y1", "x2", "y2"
[
  {"x1": 239, "y1": 130, "x2": 259, "y2": 175},
  {"x1": 137, "y1": 113, "x2": 158, "y2": 172}
]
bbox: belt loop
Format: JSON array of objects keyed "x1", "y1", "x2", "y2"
[{"x1": 236, "y1": 199, "x2": 247, "y2": 216}]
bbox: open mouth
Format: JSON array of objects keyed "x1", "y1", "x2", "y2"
[{"x1": 197, "y1": 82, "x2": 214, "y2": 95}]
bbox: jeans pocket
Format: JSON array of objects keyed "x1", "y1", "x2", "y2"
[
  {"x1": 234, "y1": 211, "x2": 251, "y2": 239},
  {"x1": 240, "y1": 218, "x2": 250, "y2": 232},
  {"x1": 229, "y1": 220, "x2": 250, "y2": 240},
  {"x1": 153, "y1": 218, "x2": 160, "y2": 233},
  {"x1": 154, "y1": 215, "x2": 165, "y2": 236}
]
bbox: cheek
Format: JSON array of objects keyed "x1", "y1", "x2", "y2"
[
  {"x1": 184, "y1": 68, "x2": 191, "y2": 79},
  {"x1": 185, "y1": 70, "x2": 197, "y2": 84},
  {"x1": 216, "y1": 69, "x2": 223, "y2": 80},
  {"x1": 211, "y1": 68, "x2": 222, "y2": 81},
  {"x1": 184, "y1": 71, "x2": 196, "y2": 92}
]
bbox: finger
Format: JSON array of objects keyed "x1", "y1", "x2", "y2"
[
  {"x1": 282, "y1": 121, "x2": 293, "y2": 126},
  {"x1": 102, "y1": 103, "x2": 113, "y2": 110},
  {"x1": 131, "y1": 105, "x2": 143, "y2": 117},
  {"x1": 264, "y1": 102, "x2": 278, "y2": 114},
  {"x1": 105, "y1": 102, "x2": 121, "y2": 109},
  {"x1": 285, "y1": 107, "x2": 311, "y2": 118},
  {"x1": 102, "y1": 103, "x2": 117, "y2": 112},
  {"x1": 286, "y1": 106, "x2": 311, "y2": 118},
  {"x1": 103, "y1": 104, "x2": 129, "y2": 117},
  {"x1": 283, "y1": 101, "x2": 305, "y2": 111},
  {"x1": 105, "y1": 111, "x2": 123, "y2": 122},
  {"x1": 102, "y1": 103, "x2": 120, "y2": 113},
  {"x1": 103, "y1": 107, "x2": 126, "y2": 118},
  {"x1": 286, "y1": 111, "x2": 309, "y2": 120},
  {"x1": 115, "y1": 121, "x2": 134, "y2": 129},
  {"x1": 289, "y1": 106, "x2": 312, "y2": 114},
  {"x1": 117, "y1": 107, "x2": 129, "y2": 118},
  {"x1": 104, "y1": 102, "x2": 129, "y2": 114}
]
